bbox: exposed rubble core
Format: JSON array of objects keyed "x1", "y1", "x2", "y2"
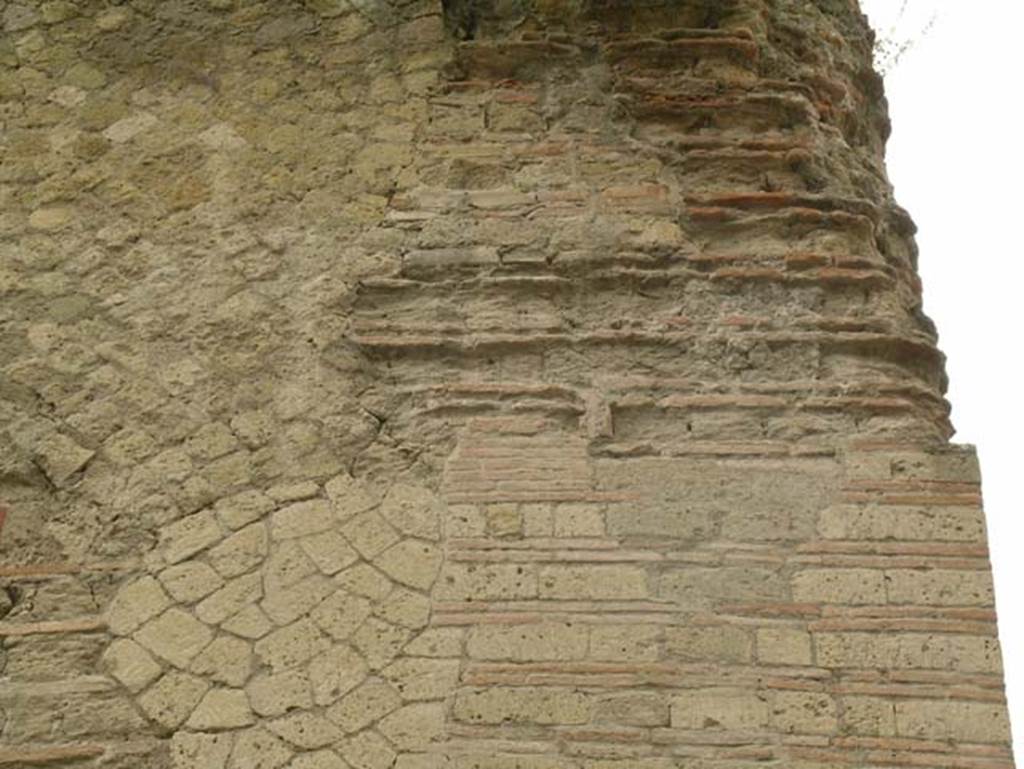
[{"x1": 0, "y1": 0, "x2": 1014, "y2": 767}]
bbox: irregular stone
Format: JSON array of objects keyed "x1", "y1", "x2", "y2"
[
  {"x1": 160, "y1": 561, "x2": 225, "y2": 604},
  {"x1": 286, "y1": 751, "x2": 349, "y2": 769},
  {"x1": 374, "y1": 587, "x2": 431, "y2": 630},
  {"x1": 300, "y1": 530, "x2": 359, "y2": 575},
  {"x1": 170, "y1": 731, "x2": 234, "y2": 769},
  {"x1": 222, "y1": 604, "x2": 273, "y2": 639},
  {"x1": 311, "y1": 590, "x2": 373, "y2": 641},
  {"x1": 335, "y1": 564, "x2": 393, "y2": 601},
  {"x1": 196, "y1": 572, "x2": 263, "y2": 625},
  {"x1": 351, "y1": 617, "x2": 411, "y2": 670},
  {"x1": 208, "y1": 522, "x2": 269, "y2": 577},
  {"x1": 102, "y1": 112, "x2": 157, "y2": 143},
  {"x1": 309, "y1": 644, "x2": 369, "y2": 706},
  {"x1": 271, "y1": 499, "x2": 336, "y2": 540},
  {"x1": 338, "y1": 731, "x2": 395, "y2": 769},
  {"x1": 254, "y1": 618, "x2": 330, "y2": 672},
  {"x1": 247, "y1": 669, "x2": 313, "y2": 718},
  {"x1": 135, "y1": 608, "x2": 214, "y2": 668},
  {"x1": 138, "y1": 672, "x2": 210, "y2": 729},
  {"x1": 374, "y1": 540, "x2": 442, "y2": 591},
  {"x1": 106, "y1": 576, "x2": 171, "y2": 635},
  {"x1": 101, "y1": 638, "x2": 162, "y2": 692},
  {"x1": 262, "y1": 574, "x2": 336, "y2": 626},
  {"x1": 377, "y1": 702, "x2": 444, "y2": 750},
  {"x1": 228, "y1": 727, "x2": 294, "y2": 769},
  {"x1": 325, "y1": 473, "x2": 381, "y2": 521},
  {"x1": 268, "y1": 711, "x2": 343, "y2": 749},
  {"x1": 325, "y1": 678, "x2": 402, "y2": 733},
  {"x1": 379, "y1": 483, "x2": 442, "y2": 540},
  {"x1": 341, "y1": 510, "x2": 401, "y2": 559},
  {"x1": 215, "y1": 490, "x2": 275, "y2": 530},
  {"x1": 160, "y1": 510, "x2": 224, "y2": 565},
  {"x1": 264, "y1": 540, "x2": 318, "y2": 591},
  {"x1": 187, "y1": 688, "x2": 255, "y2": 730},
  {"x1": 190, "y1": 635, "x2": 253, "y2": 686},
  {"x1": 382, "y1": 658, "x2": 460, "y2": 701}
]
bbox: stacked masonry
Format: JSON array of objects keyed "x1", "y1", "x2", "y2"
[{"x1": 0, "y1": 1, "x2": 1014, "y2": 768}]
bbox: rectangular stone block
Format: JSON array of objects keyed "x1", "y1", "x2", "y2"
[
  {"x1": 817, "y1": 503, "x2": 987, "y2": 541},
  {"x1": 665, "y1": 625, "x2": 752, "y2": 663},
  {"x1": 815, "y1": 632, "x2": 1002, "y2": 673},
  {"x1": 538, "y1": 565, "x2": 649, "y2": 600},
  {"x1": 885, "y1": 569, "x2": 994, "y2": 607},
  {"x1": 590, "y1": 624, "x2": 662, "y2": 661},
  {"x1": 895, "y1": 699, "x2": 1012, "y2": 743},
  {"x1": 467, "y1": 622, "x2": 588, "y2": 661},
  {"x1": 659, "y1": 567, "x2": 786, "y2": 609},
  {"x1": 671, "y1": 688, "x2": 769, "y2": 731},
  {"x1": 453, "y1": 687, "x2": 590, "y2": 725},
  {"x1": 791, "y1": 568, "x2": 887, "y2": 605}
]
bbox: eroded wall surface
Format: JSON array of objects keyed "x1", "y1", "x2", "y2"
[{"x1": 0, "y1": 0, "x2": 1015, "y2": 767}]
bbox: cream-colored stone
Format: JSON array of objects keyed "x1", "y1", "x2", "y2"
[
  {"x1": 444, "y1": 504, "x2": 487, "y2": 537},
  {"x1": 886, "y1": 569, "x2": 994, "y2": 606},
  {"x1": 378, "y1": 702, "x2": 445, "y2": 750},
  {"x1": 341, "y1": 510, "x2": 401, "y2": 559},
  {"x1": 208, "y1": 521, "x2": 268, "y2": 577},
  {"x1": 453, "y1": 687, "x2": 590, "y2": 725},
  {"x1": 326, "y1": 678, "x2": 402, "y2": 733},
  {"x1": 521, "y1": 503, "x2": 554, "y2": 537},
  {"x1": 264, "y1": 540, "x2": 318, "y2": 591},
  {"x1": 404, "y1": 628, "x2": 464, "y2": 658},
  {"x1": 300, "y1": 530, "x2": 359, "y2": 575},
  {"x1": 269, "y1": 711, "x2": 343, "y2": 749},
  {"x1": 171, "y1": 731, "x2": 234, "y2": 769},
  {"x1": 590, "y1": 624, "x2": 662, "y2": 661},
  {"x1": 286, "y1": 751, "x2": 349, "y2": 769},
  {"x1": 378, "y1": 483, "x2": 442, "y2": 540},
  {"x1": 382, "y1": 657, "x2": 460, "y2": 701},
  {"x1": 374, "y1": 539, "x2": 442, "y2": 591},
  {"x1": 895, "y1": 699, "x2": 1011, "y2": 743},
  {"x1": 101, "y1": 638, "x2": 162, "y2": 692},
  {"x1": 196, "y1": 572, "x2": 263, "y2": 625},
  {"x1": 268, "y1": 480, "x2": 320, "y2": 503},
  {"x1": 671, "y1": 688, "x2": 769, "y2": 731},
  {"x1": 262, "y1": 574, "x2": 335, "y2": 625},
  {"x1": 665, "y1": 625, "x2": 752, "y2": 663},
  {"x1": 325, "y1": 473, "x2": 381, "y2": 521},
  {"x1": 468, "y1": 622, "x2": 588, "y2": 661},
  {"x1": 138, "y1": 671, "x2": 210, "y2": 729},
  {"x1": 338, "y1": 731, "x2": 395, "y2": 769},
  {"x1": 771, "y1": 691, "x2": 837, "y2": 735},
  {"x1": 434, "y1": 563, "x2": 537, "y2": 601},
  {"x1": 311, "y1": 589, "x2": 373, "y2": 641},
  {"x1": 135, "y1": 608, "x2": 214, "y2": 668},
  {"x1": 484, "y1": 503, "x2": 522, "y2": 537},
  {"x1": 335, "y1": 563, "x2": 394, "y2": 601},
  {"x1": 228, "y1": 727, "x2": 294, "y2": 769},
  {"x1": 309, "y1": 644, "x2": 369, "y2": 706},
  {"x1": 160, "y1": 510, "x2": 224, "y2": 564},
  {"x1": 215, "y1": 490, "x2": 275, "y2": 530},
  {"x1": 374, "y1": 587, "x2": 431, "y2": 630},
  {"x1": 102, "y1": 111, "x2": 157, "y2": 143},
  {"x1": 594, "y1": 693, "x2": 669, "y2": 727},
  {"x1": 190, "y1": 635, "x2": 253, "y2": 686},
  {"x1": 160, "y1": 561, "x2": 225, "y2": 603},
  {"x1": 222, "y1": 604, "x2": 273, "y2": 639},
  {"x1": 757, "y1": 627, "x2": 813, "y2": 666},
  {"x1": 247, "y1": 669, "x2": 313, "y2": 717},
  {"x1": 187, "y1": 688, "x2": 255, "y2": 730},
  {"x1": 552, "y1": 503, "x2": 605, "y2": 537},
  {"x1": 106, "y1": 576, "x2": 171, "y2": 635},
  {"x1": 254, "y1": 618, "x2": 330, "y2": 672},
  {"x1": 791, "y1": 568, "x2": 886, "y2": 604},
  {"x1": 351, "y1": 617, "x2": 411, "y2": 670},
  {"x1": 539, "y1": 565, "x2": 648, "y2": 600},
  {"x1": 271, "y1": 499, "x2": 336, "y2": 540}
]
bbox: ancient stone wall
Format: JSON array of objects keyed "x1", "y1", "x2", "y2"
[{"x1": 0, "y1": 0, "x2": 1015, "y2": 767}]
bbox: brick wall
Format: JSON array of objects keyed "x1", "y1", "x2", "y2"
[{"x1": 0, "y1": 0, "x2": 1013, "y2": 767}]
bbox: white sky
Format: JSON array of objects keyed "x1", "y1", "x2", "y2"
[{"x1": 860, "y1": 0, "x2": 1022, "y2": 760}]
